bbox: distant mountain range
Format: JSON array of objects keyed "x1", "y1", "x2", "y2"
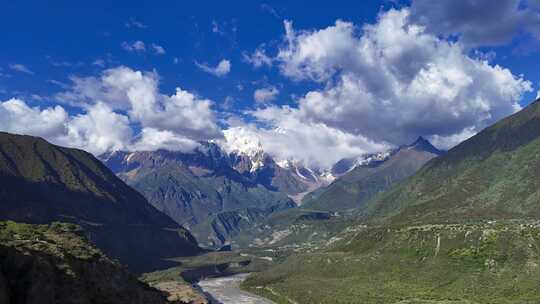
[
  {"x1": 100, "y1": 132, "x2": 442, "y2": 248},
  {"x1": 302, "y1": 136, "x2": 444, "y2": 212},
  {"x1": 100, "y1": 143, "x2": 296, "y2": 247},
  {"x1": 0, "y1": 132, "x2": 200, "y2": 273},
  {"x1": 229, "y1": 137, "x2": 443, "y2": 249}
]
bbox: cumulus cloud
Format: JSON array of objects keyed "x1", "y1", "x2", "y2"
[
  {"x1": 0, "y1": 98, "x2": 67, "y2": 138},
  {"x1": 222, "y1": 110, "x2": 389, "y2": 169},
  {"x1": 254, "y1": 86, "x2": 280, "y2": 104},
  {"x1": 59, "y1": 102, "x2": 133, "y2": 155},
  {"x1": 409, "y1": 0, "x2": 540, "y2": 47},
  {"x1": 267, "y1": 9, "x2": 531, "y2": 149},
  {"x1": 0, "y1": 66, "x2": 223, "y2": 155},
  {"x1": 195, "y1": 59, "x2": 231, "y2": 77},
  {"x1": 131, "y1": 128, "x2": 200, "y2": 152},
  {"x1": 122, "y1": 41, "x2": 146, "y2": 52},
  {"x1": 59, "y1": 66, "x2": 222, "y2": 140},
  {"x1": 0, "y1": 99, "x2": 131, "y2": 155},
  {"x1": 8, "y1": 64, "x2": 34, "y2": 75}
]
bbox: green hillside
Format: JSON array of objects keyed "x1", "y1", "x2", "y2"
[
  {"x1": 367, "y1": 99, "x2": 540, "y2": 224},
  {"x1": 241, "y1": 99, "x2": 540, "y2": 303},
  {"x1": 302, "y1": 137, "x2": 442, "y2": 212}
]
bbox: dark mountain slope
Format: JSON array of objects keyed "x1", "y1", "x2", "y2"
[
  {"x1": 367, "y1": 99, "x2": 540, "y2": 224},
  {"x1": 0, "y1": 132, "x2": 200, "y2": 273},
  {"x1": 302, "y1": 137, "x2": 443, "y2": 212},
  {"x1": 0, "y1": 221, "x2": 181, "y2": 304}
]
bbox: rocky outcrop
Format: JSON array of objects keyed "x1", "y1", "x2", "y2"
[{"x1": 0, "y1": 221, "x2": 187, "y2": 304}]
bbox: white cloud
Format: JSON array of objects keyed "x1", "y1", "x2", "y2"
[
  {"x1": 0, "y1": 99, "x2": 131, "y2": 155},
  {"x1": 223, "y1": 111, "x2": 389, "y2": 169},
  {"x1": 276, "y1": 20, "x2": 357, "y2": 82},
  {"x1": 122, "y1": 41, "x2": 146, "y2": 52},
  {"x1": 0, "y1": 98, "x2": 67, "y2": 138},
  {"x1": 268, "y1": 9, "x2": 532, "y2": 149},
  {"x1": 8, "y1": 64, "x2": 34, "y2": 75},
  {"x1": 58, "y1": 66, "x2": 222, "y2": 142},
  {"x1": 254, "y1": 86, "x2": 280, "y2": 104},
  {"x1": 131, "y1": 128, "x2": 200, "y2": 152},
  {"x1": 409, "y1": 0, "x2": 540, "y2": 47},
  {"x1": 0, "y1": 66, "x2": 223, "y2": 155},
  {"x1": 151, "y1": 43, "x2": 166, "y2": 55},
  {"x1": 59, "y1": 102, "x2": 133, "y2": 155},
  {"x1": 195, "y1": 59, "x2": 231, "y2": 77},
  {"x1": 243, "y1": 47, "x2": 273, "y2": 68}
]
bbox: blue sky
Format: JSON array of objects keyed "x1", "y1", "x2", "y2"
[
  {"x1": 1, "y1": 0, "x2": 540, "y2": 168},
  {"x1": 0, "y1": 1, "x2": 393, "y2": 110}
]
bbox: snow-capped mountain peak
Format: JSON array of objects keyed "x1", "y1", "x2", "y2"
[{"x1": 221, "y1": 127, "x2": 264, "y2": 157}]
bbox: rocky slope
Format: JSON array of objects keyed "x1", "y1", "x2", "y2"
[
  {"x1": 0, "y1": 132, "x2": 200, "y2": 273},
  {"x1": 100, "y1": 144, "x2": 295, "y2": 247},
  {"x1": 223, "y1": 127, "x2": 335, "y2": 201},
  {"x1": 0, "y1": 221, "x2": 183, "y2": 304}
]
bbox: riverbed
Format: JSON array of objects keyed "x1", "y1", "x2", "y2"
[{"x1": 197, "y1": 273, "x2": 275, "y2": 304}]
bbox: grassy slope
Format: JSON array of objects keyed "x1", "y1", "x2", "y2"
[
  {"x1": 243, "y1": 221, "x2": 540, "y2": 304},
  {"x1": 241, "y1": 100, "x2": 540, "y2": 303},
  {"x1": 302, "y1": 145, "x2": 440, "y2": 212},
  {"x1": 367, "y1": 100, "x2": 540, "y2": 224}
]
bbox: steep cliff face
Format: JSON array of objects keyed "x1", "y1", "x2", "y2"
[
  {"x1": 0, "y1": 221, "x2": 184, "y2": 304},
  {"x1": 0, "y1": 132, "x2": 201, "y2": 273}
]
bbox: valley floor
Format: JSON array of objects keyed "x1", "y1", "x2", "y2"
[
  {"x1": 198, "y1": 273, "x2": 275, "y2": 304},
  {"x1": 241, "y1": 220, "x2": 540, "y2": 304}
]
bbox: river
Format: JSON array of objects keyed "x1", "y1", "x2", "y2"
[{"x1": 197, "y1": 273, "x2": 275, "y2": 304}]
